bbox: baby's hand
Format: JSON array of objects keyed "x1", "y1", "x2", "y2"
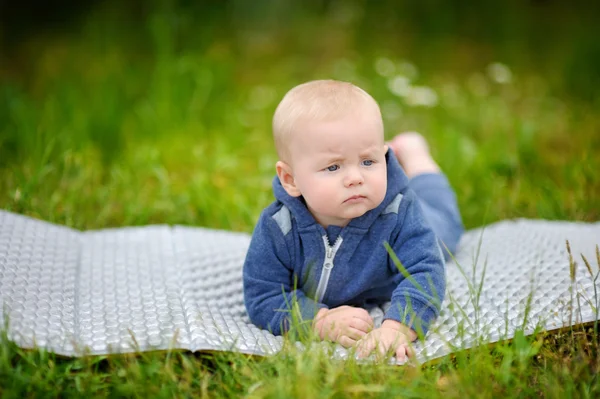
[
  {"x1": 356, "y1": 320, "x2": 417, "y2": 362},
  {"x1": 313, "y1": 306, "x2": 374, "y2": 348}
]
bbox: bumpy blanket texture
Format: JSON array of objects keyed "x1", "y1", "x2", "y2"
[{"x1": 0, "y1": 210, "x2": 598, "y2": 363}]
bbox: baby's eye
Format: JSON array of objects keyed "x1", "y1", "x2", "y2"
[
  {"x1": 326, "y1": 164, "x2": 340, "y2": 172},
  {"x1": 362, "y1": 159, "x2": 374, "y2": 166}
]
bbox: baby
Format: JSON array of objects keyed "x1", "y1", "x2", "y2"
[{"x1": 243, "y1": 80, "x2": 463, "y2": 360}]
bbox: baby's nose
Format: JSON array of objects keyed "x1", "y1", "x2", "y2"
[{"x1": 344, "y1": 168, "x2": 364, "y2": 186}]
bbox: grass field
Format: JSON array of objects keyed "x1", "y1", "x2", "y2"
[{"x1": 1, "y1": 0, "x2": 599, "y2": 397}]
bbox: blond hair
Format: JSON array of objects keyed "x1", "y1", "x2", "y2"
[{"x1": 272, "y1": 80, "x2": 382, "y2": 161}]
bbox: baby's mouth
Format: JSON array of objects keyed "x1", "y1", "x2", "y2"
[{"x1": 343, "y1": 195, "x2": 366, "y2": 203}]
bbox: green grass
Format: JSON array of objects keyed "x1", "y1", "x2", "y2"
[
  {"x1": 0, "y1": 319, "x2": 598, "y2": 397},
  {"x1": 1, "y1": 0, "x2": 599, "y2": 397}
]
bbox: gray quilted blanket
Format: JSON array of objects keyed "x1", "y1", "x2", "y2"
[{"x1": 0, "y1": 210, "x2": 598, "y2": 363}]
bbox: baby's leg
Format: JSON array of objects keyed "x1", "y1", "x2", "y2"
[
  {"x1": 389, "y1": 132, "x2": 440, "y2": 177},
  {"x1": 389, "y1": 132, "x2": 464, "y2": 258}
]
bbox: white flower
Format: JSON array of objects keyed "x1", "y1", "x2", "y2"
[
  {"x1": 487, "y1": 62, "x2": 512, "y2": 84},
  {"x1": 375, "y1": 57, "x2": 396, "y2": 77},
  {"x1": 406, "y1": 86, "x2": 438, "y2": 107},
  {"x1": 388, "y1": 75, "x2": 411, "y2": 97},
  {"x1": 397, "y1": 61, "x2": 418, "y2": 80}
]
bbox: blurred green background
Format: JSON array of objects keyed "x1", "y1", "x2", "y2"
[
  {"x1": 1, "y1": 0, "x2": 599, "y2": 232},
  {"x1": 0, "y1": 2, "x2": 599, "y2": 396}
]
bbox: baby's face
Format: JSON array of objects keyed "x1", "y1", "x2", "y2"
[{"x1": 287, "y1": 111, "x2": 387, "y2": 227}]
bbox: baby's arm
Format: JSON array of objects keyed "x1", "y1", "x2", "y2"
[
  {"x1": 385, "y1": 189, "x2": 446, "y2": 333},
  {"x1": 243, "y1": 211, "x2": 326, "y2": 335},
  {"x1": 358, "y1": 190, "x2": 446, "y2": 359}
]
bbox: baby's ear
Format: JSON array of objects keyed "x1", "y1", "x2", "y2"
[{"x1": 276, "y1": 161, "x2": 302, "y2": 197}]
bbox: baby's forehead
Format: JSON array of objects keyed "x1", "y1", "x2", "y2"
[
  {"x1": 295, "y1": 104, "x2": 382, "y2": 130},
  {"x1": 292, "y1": 116, "x2": 383, "y2": 147}
]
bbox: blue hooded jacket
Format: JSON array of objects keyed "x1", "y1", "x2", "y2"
[{"x1": 243, "y1": 149, "x2": 446, "y2": 336}]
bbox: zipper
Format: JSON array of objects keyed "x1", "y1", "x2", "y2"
[{"x1": 314, "y1": 235, "x2": 343, "y2": 303}]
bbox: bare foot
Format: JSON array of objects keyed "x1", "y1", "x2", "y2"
[{"x1": 388, "y1": 132, "x2": 441, "y2": 178}]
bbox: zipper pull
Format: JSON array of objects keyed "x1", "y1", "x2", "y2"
[{"x1": 324, "y1": 246, "x2": 334, "y2": 269}]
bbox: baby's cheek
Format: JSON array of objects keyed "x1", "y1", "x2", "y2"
[{"x1": 311, "y1": 186, "x2": 333, "y2": 209}]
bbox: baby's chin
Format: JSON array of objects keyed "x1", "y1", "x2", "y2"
[
  {"x1": 319, "y1": 200, "x2": 384, "y2": 226},
  {"x1": 341, "y1": 204, "x2": 379, "y2": 220}
]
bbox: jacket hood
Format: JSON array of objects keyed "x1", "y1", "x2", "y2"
[{"x1": 271, "y1": 148, "x2": 409, "y2": 230}]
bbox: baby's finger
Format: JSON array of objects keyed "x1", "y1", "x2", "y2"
[
  {"x1": 356, "y1": 338, "x2": 375, "y2": 359},
  {"x1": 345, "y1": 326, "x2": 368, "y2": 341},
  {"x1": 377, "y1": 340, "x2": 389, "y2": 359},
  {"x1": 322, "y1": 324, "x2": 340, "y2": 342},
  {"x1": 352, "y1": 309, "x2": 374, "y2": 327},
  {"x1": 395, "y1": 344, "x2": 408, "y2": 363},
  {"x1": 349, "y1": 318, "x2": 373, "y2": 333},
  {"x1": 338, "y1": 335, "x2": 357, "y2": 348},
  {"x1": 405, "y1": 343, "x2": 415, "y2": 358}
]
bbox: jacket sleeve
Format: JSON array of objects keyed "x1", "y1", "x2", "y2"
[
  {"x1": 384, "y1": 189, "x2": 446, "y2": 337},
  {"x1": 243, "y1": 210, "x2": 327, "y2": 335}
]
